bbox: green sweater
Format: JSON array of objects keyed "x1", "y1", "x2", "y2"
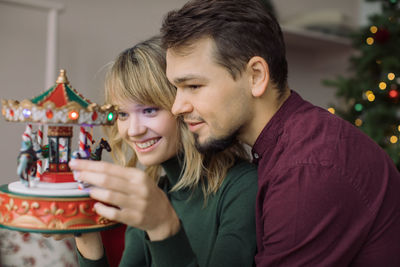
[{"x1": 78, "y1": 157, "x2": 258, "y2": 267}]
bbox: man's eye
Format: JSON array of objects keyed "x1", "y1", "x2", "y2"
[
  {"x1": 117, "y1": 112, "x2": 128, "y2": 121},
  {"x1": 143, "y1": 107, "x2": 159, "y2": 116},
  {"x1": 188, "y1": 85, "x2": 201, "y2": 90}
]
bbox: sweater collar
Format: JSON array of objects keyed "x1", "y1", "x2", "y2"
[{"x1": 161, "y1": 155, "x2": 183, "y2": 186}]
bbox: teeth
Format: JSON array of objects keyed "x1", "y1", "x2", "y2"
[{"x1": 136, "y1": 139, "x2": 158, "y2": 149}]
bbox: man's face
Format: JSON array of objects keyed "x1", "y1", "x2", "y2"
[{"x1": 166, "y1": 37, "x2": 252, "y2": 152}]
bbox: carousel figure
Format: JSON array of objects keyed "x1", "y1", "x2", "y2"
[{"x1": 0, "y1": 69, "x2": 119, "y2": 234}]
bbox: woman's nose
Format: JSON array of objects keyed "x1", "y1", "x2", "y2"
[{"x1": 127, "y1": 116, "x2": 146, "y2": 137}]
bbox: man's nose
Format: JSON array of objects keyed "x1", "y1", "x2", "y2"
[{"x1": 171, "y1": 89, "x2": 193, "y2": 116}]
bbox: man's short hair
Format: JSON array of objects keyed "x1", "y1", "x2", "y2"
[{"x1": 161, "y1": 0, "x2": 288, "y2": 93}]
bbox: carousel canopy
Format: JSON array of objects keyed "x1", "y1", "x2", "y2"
[{"x1": 1, "y1": 69, "x2": 117, "y2": 126}]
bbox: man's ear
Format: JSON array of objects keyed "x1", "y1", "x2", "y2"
[{"x1": 247, "y1": 56, "x2": 269, "y2": 97}]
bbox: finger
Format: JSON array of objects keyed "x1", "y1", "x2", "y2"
[
  {"x1": 69, "y1": 159, "x2": 143, "y2": 181},
  {"x1": 53, "y1": 234, "x2": 74, "y2": 240},
  {"x1": 90, "y1": 187, "x2": 132, "y2": 208},
  {"x1": 41, "y1": 233, "x2": 73, "y2": 240},
  {"x1": 76, "y1": 171, "x2": 134, "y2": 194},
  {"x1": 93, "y1": 202, "x2": 122, "y2": 221},
  {"x1": 94, "y1": 202, "x2": 143, "y2": 227}
]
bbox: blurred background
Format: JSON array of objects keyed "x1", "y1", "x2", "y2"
[
  {"x1": 1, "y1": 0, "x2": 378, "y2": 185},
  {"x1": 0, "y1": 0, "x2": 394, "y2": 265}
]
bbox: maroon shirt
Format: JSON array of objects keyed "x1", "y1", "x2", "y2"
[{"x1": 252, "y1": 91, "x2": 400, "y2": 266}]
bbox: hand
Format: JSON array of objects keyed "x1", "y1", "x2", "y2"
[
  {"x1": 18, "y1": 231, "x2": 71, "y2": 242},
  {"x1": 69, "y1": 159, "x2": 180, "y2": 241},
  {"x1": 41, "y1": 232, "x2": 104, "y2": 260},
  {"x1": 41, "y1": 233, "x2": 74, "y2": 240}
]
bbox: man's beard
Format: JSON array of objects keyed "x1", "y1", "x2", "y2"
[{"x1": 193, "y1": 130, "x2": 238, "y2": 154}]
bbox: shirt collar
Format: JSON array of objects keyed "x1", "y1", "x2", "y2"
[{"x1": 251, "y1": 90, "x2": 303, "y2": 164}]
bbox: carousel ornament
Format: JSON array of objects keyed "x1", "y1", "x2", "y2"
[{"x1": 0, "y1": 69, "x2": 119, "y2": 234}]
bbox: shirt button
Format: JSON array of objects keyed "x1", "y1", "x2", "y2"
[{"x1": 253, "y1": 153, "x2": 259, "y2": 159}]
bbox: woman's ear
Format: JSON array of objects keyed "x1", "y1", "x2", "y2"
[{"x1": 247, "y1": 56, "x2": 269, "y2": 97}]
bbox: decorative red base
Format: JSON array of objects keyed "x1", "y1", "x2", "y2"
[
  {"x1": 0, "y1": 184, "x2": 118, "y2": 234},
  {"x1": 41, "y1": 171, "x2": 75, "y2": 183}
]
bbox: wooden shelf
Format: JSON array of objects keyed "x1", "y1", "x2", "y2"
[
  {"x1": 0, "y1": 0, "x2": 64, "y2": 10},
  {"x1": 282, "y1": 26, "x2": 352, "y2": 51}
]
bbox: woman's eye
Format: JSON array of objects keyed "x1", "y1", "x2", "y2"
[
  {"x1": 117, "y1": 112, "x2": 128, "y2": 121},
  {"x1": 143, "y1": 107, "x2": 159, "y2": 116}
]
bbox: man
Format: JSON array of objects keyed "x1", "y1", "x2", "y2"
[{"x1": 161, "y1": 0, "x2": 400, "y2": 266}]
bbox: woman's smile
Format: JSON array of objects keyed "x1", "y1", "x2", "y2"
[{"x1": 134, "y1": 137, "x2": 161, "y2": 151}]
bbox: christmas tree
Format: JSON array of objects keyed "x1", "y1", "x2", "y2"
[{"x1": 325, "y1": 0, "x2": 400, "y2": 169}]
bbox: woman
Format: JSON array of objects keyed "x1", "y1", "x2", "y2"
[{"x1": 69, "y1": 36, "x2": 258, "y2": 267}]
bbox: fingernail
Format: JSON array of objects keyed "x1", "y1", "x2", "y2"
[
  {"x1": 69, "y1": 159, "x2": 77, "y2": 167},
  {"x1": 72, "y1": 170, "x2": 80, "y2": 180},
  {"x1": 80, "y1": 184, "x2": 91, "y2": 193}
]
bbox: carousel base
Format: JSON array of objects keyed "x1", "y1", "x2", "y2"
[
  {"x1": 0, "y1": 183, "x2": 118, "y2": 234},
  {"x1": 8, "y1": 181, "x2": 87, "y2": 196}
]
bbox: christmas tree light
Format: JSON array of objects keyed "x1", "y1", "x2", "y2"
[{"x1": 324, "y1": 0, "x2": 400, "y2": 169}]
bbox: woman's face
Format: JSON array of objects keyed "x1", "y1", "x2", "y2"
[{"x1": 116, "y1": 99, "x2": 179, "y2": 167}]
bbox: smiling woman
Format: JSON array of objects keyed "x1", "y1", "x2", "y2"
[
  {"x1": 115, "y1": 100, "x2": 178, "y2": 167},
  {"x1": 69, "y1": 36, "x2": 258, "y2": 267}
]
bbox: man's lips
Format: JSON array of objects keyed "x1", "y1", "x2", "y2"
[{"x1": 185, "y1": 121, "x2": 204, "y2": 132}]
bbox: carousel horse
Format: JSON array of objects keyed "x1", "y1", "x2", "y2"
[
  {"x1": 17, "y1": 138, "x2": 38, "y2": 186},
  {"x1": 71, "y1": 146, "x2": 91, "y2": 160},
  {"x1": 31, "y1": 132, "x2": 49, "y2": 160},
  {"x1": 71, "y1": 138, "x2": 111, "y2": 161},
  {"x1": 90, "y1": 138, "x2": 111, "y2": 161},
  {"x1": 71, "y1": 138, "x2": 111, "y2": 189}
]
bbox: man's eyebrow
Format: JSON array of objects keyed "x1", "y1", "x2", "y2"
[{"x1": 173, "y1": 75, "x2": 206, "y2": 85}]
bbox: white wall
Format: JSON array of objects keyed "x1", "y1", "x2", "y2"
[{"x1": 0, "y1": 0, "x2": 187, "y2": 184}]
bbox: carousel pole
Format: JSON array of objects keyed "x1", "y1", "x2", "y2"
[
  {"x1": 79, "y1": 126, "x2": 87, "y2": 154},
  {"x1": 23, "y1": 124, "x2": 33, "y2": 187},
  {"x1": 77, "y1": 126, "x2": 88, "y2": 190},
  {"x1": 86, "y1": 126, "x2": 93, "y2": 154},
  {"x1": 36, "y1": 125, "x2": 44, "y2": 180},
  {"x1": 25, "y1": 124, "x2": 33, "y2": 137}
]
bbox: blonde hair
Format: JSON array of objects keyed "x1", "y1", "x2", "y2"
[{"x1": 104, "y1": 36, "x2": 249, "y2": 198}]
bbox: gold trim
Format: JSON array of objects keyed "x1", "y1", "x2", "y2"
[
  {"x1": 79, "y1": 203, "x2": 96, "y2": 216},
  {"x1": 48, "y1": 218, "x2": 64, "y2": 229},
  {"x1": 32, "y1": 202, "x2": 40, "y2": 209},
  {"x1": 1, "y1": 99, "x2": 117, "y2": 125},
  {"x1": 0, "y1": 191, "x2": 91, "y2": 201},
  {"x1": 64, "y1": 204, "x2": 78, "y2": 217},
  {"x1": 97, "y1": 216, "x2": 112, "y2": 225},
  {"x1": 17, "y1": 201, "x2": 30, "y2": 215},
  {"x1": 64, "y1": 218, "x2": 96, "y2": 228},
  {"x1": 56, "y1": 69, "x2": 69, "y2": 84},
  {"x1": 5, "y1": 198, "x2": 15, "y2": 211},
  {"x1": 12, "y1": 215, "x2": 47, "y2": 228}
]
